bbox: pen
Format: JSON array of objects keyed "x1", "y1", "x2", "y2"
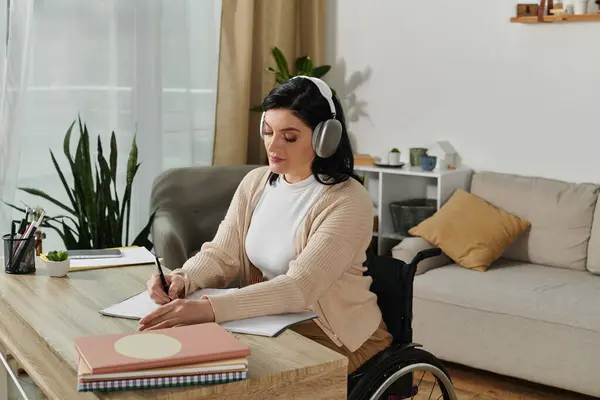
[
  {"x1": 12, "y1": 210, "x2": 45, "y2": 267},
  {"x1": 155, "y1": 256, "x2": 170, "y2": 299}
]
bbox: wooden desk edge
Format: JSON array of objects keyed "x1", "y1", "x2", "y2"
[
  {"x1": 0, "y1": 298, "x2": 98, "y2": 400},
  {"x1": 0, "y1": 298, "x2": 349, "y2": 400}
]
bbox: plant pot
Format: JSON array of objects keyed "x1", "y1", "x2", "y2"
[
  {"x1": 45, "y1": 259, "x2": 70, "y2": 277},
  {"x1": 388, "y1": 152, "x2": 401, "y2": 165}
]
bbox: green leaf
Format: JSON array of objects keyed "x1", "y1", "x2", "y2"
[
  {"x1": 49, "y1": 150, "x2": 77, "y2": 214},
  {"x1": 109, "y1": 131, "x2": 120, "y2": 223},
  {"x1": 62, "y1": 220, "x2": 79, "y2": 249},
  {"x1": 265, "y1": 66, "x2": 276, "y2": 74},
  {"x1": 18, "y1": 187, "x2": 75, "y2": 215},
  {"x1": 97, "y1": 136, "x2": 112, "y2": 186},
  {"x1": 249, "y1": 104, "x2": 264, "y2": 112},
  {"x1": 2, "y1": 201, "x2": 26, "y2": 214},
  {"x1": 43, "y1": 214, "x2": 79, "y2": 230},
  {"x1": 295, "y1": 56, "x2": 308, "y2": 75},
  {"x1": 126, "y1": 136, "x2": 138, "y2": 187},
  {"x1": 131, "y1": 210, "x2": 156, "y2": 249},
  {"x1": 109, "y1": 131, "x2": 117, "y2": 184},
  {"x1": 275, "y1": 72, "x2": 287, "y2": 85},
  {"x1": 74, "y1": 135, "x2": 94, "y2": 247},
  {"x1": 302, "y1": 56, "x2": 313, "y2": 76},
  {"x1": 271, "y1": 47, "x2": 290, "y2": 80},
  {"x1": 122, "y1": 162, "x2": 140, "y2": 245},
  {"x1": 311, "y1": 65, "x2": 331, "y2": 78},
  {"x1": 46, "y1": 250, "x2": 68, "y2": 262},
  {"x1": 63, "y1": 119, "x2": 76, "y2": 167},
  {"x1": 40, "y1": 220, "x2": 67, "y2": 245}
]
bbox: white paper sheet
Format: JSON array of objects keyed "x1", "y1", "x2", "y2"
[
  {"x1": 100, "y1": 288, "x2": 317, "y2": 337},
  {"x1": 68, "y1": 247, "x2": 156, "y2": 271}
]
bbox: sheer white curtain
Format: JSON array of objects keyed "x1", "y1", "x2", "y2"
[{"x1": 0, "y1": 0, "x2": 222, "y2": 256}]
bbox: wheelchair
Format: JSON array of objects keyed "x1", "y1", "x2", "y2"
[{"x1": 347, "y1": 248, "x2": 458, "y2": 400}]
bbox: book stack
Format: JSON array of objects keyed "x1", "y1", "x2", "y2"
[
  {"x1": 353, "y1": 153, "x2": 375, "y2": 166},
  {"x1": 73, "y1": 323, "x2": 251, "y2": 392}
]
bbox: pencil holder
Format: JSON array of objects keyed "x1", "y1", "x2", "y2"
[{"x1": 3, "y1": 234, "x2": 36, "y2": 274}]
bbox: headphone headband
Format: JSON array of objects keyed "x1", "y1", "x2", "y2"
[
  {"x1": 290, "y1": 76, "x2": 336, "y2": 118},
  {"x1": 260, "y1": 75, "x2": 342, "y2": 159}
]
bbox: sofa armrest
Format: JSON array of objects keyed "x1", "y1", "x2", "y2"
[
  {"x1": 391, "y1": 237, "x2": 451, "y2": 275},
  {"x1": 151, "y1": 209, "x2": 191, "y2": 271}
]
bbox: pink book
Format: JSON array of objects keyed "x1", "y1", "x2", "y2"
[{"x1": 74, "y1": 323, "x2": 251, "y2": 375}]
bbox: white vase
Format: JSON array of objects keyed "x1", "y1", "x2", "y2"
[
  {"x1": 45, "y1": 258, "x2": 70, "y2": 277},
  {"x1": 573, "y1": 0, "x2": 589, "y2": 13},
  {"x1": 388, "y1": 152, "x2": 400, "y2": 165}
]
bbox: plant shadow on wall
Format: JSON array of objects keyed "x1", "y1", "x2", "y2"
[
  {"x1": 324, "y1": 58, "x2": 372, "y2": 149},
  {"x1": 3, "y1": 116, "x2": 156, "y2": 250}
]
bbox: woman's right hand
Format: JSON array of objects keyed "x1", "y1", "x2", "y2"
[{"x1": 147, "y1": 273, "x2": 185, "y2": 305}]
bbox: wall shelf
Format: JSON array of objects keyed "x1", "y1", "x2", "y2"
[
  {"x1": 355, "y1": 164, "x2": 472, "y2": 256},
  {"x1": 511, "y1": 14, "x2": 600, "y2": 23}
]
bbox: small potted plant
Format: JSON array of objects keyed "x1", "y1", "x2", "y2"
[
  {"x1": 45, "y1": 250, "x2": 70, "y2": 277},
  {"x1": 388, "y1": 148, "x2": 401, "y2": 165}
]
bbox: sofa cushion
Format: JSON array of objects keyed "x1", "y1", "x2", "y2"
[
  {"x1": 408, "y1": 189, "x2": 530, "y2": 272},
  {"x1": 414, "y1": 260, "x2": 600, "y2": 334},
  {"x1": 413, "y1": 269, "x2": 600, "y2": 397},
  {"x1": 471, "y1": 171, "x2": 600, "y2": 271},
  {"x1": 587, "y1": 203, "x2": 600, "y2": 275}
]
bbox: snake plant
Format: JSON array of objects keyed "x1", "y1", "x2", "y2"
[{"x1": 4, "y1": 116, "x2": 155, "y2": 250}]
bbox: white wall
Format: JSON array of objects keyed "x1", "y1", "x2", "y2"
[{"x1": 325, "y1": 0, "x2": 600, "y2": 184}]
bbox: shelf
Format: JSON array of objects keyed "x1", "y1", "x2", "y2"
[
  {"x1": 511, "y1": 14, "x2": 600, "y2": 23},
  {"x1": 354, "y1": 164, "x2": 469, "y2": 178}
]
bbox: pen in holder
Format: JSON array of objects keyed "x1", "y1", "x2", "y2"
[{"x1": 3, "y1": 233, "x2": 36, "y2": 274}]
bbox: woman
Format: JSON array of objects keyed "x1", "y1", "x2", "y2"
[{"x1": 139, "y1": 76, "x2": 392, "y2": 373}]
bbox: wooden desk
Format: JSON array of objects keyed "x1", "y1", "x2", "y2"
[{"x1": 0, "y1": 262, "x2": 347, "y2": 399}]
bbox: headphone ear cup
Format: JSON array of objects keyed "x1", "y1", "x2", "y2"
[{"x1": 312, "y1": 119, "x2": 342, "y2": 158}]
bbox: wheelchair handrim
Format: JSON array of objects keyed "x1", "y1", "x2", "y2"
[{"x1": 368, "y1": 362, "x2": 458, "y2": 400}]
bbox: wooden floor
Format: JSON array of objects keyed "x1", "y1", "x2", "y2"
[
  {"x1": 441, "y1": 362, "x2": 597, "y2": 400},
  {"x1": 7, "y1": 363, "x2": 598, "y2": 399}
]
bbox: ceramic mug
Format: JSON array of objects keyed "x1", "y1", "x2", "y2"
[{"x1": 420, "y1": 155, "x2": 437, "y2": 171}]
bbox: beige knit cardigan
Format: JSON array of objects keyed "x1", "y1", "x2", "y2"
[{"x1": 171, "y1": 166, "x2": 383, "y2": 352}]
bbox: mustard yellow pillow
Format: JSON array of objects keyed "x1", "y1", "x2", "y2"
[{"x1": 408, "y1": 189, "x2": 530, "y2": 271}]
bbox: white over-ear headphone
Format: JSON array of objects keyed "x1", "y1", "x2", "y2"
[{"x1": 259, "y1": 76, "x2": 343, "y2": 158}]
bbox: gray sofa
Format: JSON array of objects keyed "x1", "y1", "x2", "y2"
[
  {"x1": 393, "y1": 171, "x2": 600, "y2": 398},
  {"x1": 150, "y1": 164, "x2": 259, "y2": 270}
]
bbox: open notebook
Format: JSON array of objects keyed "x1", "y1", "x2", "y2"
[{"x1": 100, "y1": 288, "x2": 317, "y2": 337}]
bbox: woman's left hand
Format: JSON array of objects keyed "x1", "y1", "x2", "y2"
[{"x1": 138, "y1": 299, "x2": 215, "y2": 331}]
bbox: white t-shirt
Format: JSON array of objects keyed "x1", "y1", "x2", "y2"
[{"x1": 245, "y1": 173, "x2": 326, "y2": 280}]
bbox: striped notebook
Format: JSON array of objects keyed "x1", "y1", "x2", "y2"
[{"x1": 77, "y1": 371, "x2": 247, "y2": 392}]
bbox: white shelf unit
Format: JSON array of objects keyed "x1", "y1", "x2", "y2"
[{"x1": 355, "y1": 165, "x2": 473, "y2": 256}]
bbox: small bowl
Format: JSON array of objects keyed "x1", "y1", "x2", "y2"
[
  {"x1": 420, "y1": 155, "x2": 437, "y2": 171},
  {"x1": 45, "y1": 259, "x2": 70, "y2": 277}
]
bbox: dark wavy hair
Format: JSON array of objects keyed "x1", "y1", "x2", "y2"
[{"x1": 261, "y1": 77, "x2": 362, "y2": 186}]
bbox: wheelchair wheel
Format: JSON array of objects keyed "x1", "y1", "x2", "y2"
[{"x1": 348, "y1": 347, "x2": 458, "y2": 400}]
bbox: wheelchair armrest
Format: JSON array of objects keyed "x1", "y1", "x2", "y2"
[{"x1": 391, "y1": 237, "x2": 451, "y2": 275}]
